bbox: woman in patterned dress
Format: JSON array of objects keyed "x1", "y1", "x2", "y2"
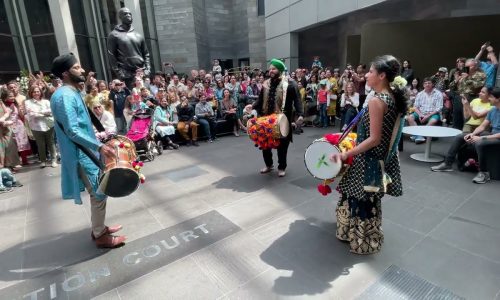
[
  {"x1": 3, "y1": 90, "x2": 31, "y2": 166},
  {"x1": 330, "y1": 55, "x2": 408, "y2": 255},
  {"x1": 0, "y1": 89, "x2": 21, "y2": 170}
]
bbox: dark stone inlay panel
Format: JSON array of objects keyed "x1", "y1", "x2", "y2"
[
  {"x1": 357, "y1": 265, "x2": 464, "y2": 300},
  {"x1": 0, "y1": 211, "x2": 240, "y2": 300},
  {"x1": 165, "y1": 165, "x2": 209, "y2": 182}
]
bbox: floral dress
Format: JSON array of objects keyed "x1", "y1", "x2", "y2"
[
  {"x1": 6, "y1": 103, "x2": 31, "y2": 152},
  {"x1": 336, "y1": 92, "x2": 403, "y2": 255}
]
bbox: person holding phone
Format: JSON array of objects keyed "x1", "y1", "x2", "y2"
[
  {"x1": 457, "y1": 58, "x2": 486, "y2": 102},
  {"x1": 475, "y1": 42, "x2": 498, "y2": 88}
]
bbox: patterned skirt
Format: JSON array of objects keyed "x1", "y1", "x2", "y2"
[{"x1": 336, "y1": 192, "x2": 383, "y2": 255}]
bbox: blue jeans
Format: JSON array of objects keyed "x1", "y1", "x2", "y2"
[
  {"x1": 197, "y1": 118, "x2": 216, "y2": 139},
  {"x1": 319, "y1": 103, "x2": 328, "y2": 127}
]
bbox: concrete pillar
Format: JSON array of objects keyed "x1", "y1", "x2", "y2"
[
  {"x1": 47, "y1": 0, "x2": 79, "y2": 59},
  {"x1": 124, "y1": 0, "x2": 144, "y2": 37}
]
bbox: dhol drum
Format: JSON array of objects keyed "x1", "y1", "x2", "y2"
[
  {"x1": 304, "y1": 138, "x2": 343, "y2": 180},
  {"x1": 98, "y1": 135, "x2": 140, "y2": 198},
  {"x1": 247, "y1": 113, "x2": 289, "y2": 149}
]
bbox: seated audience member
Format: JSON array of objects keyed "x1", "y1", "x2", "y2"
[
  {"x1": 407, "y1": 77, "x2": 443, "y2": 143},
  {"x1": 461, "y1": 86, "x2": 493, "y2": 133},
  {"x1": 195, "y1": 94, "x2": 217, "y2": 142},
  {"x1": 431, "y1": 87, "x2": 500, "y2": 184},
  {"x1": 177, "y1": 97, "x2": 199, "y2": 146},
  {"x1": 340, "y1": 82, "x2": 359, "y2": 131},
  {"x1": 475, "y1": 43, "x2": 498, "y2": 88},
  {"x1": 0, "y1": 167, "x2": 22, "y2": 193},
  {"x1": 221, "y1": 89, "x2": 240, "y2": 136},
  {"x1": 242, "y1": 104, "x2": 257, "y2": 127},
  {"x1": 154, "y1": 97, "x2": 179, "y2": 150},
  {"x1": 91, "y1": 101, "x2": 116, "y2": 140}
]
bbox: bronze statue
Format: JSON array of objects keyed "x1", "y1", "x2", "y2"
[{"x1": 107, "y1": 7, "x2": 150, "y2": 88}]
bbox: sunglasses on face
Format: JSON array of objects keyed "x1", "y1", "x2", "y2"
[{"x1": 93, "y1": 106, "x2": 103, "y2": 109}]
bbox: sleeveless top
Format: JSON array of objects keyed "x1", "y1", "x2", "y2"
[{"x1": 338, "y1": 92, "x2": 403, "y2": 198}]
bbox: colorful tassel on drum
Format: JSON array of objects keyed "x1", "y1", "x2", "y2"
[
  {"x1": 139, "y1": 174, "x2": 146, "y2": 184},
  {"x1": 317, "y1": 179, "x2": 334, "y2": 196}
]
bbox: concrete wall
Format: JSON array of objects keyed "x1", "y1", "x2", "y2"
[
  {"x1": 268, "y1": 0, "x2": 500, "y2": 71},
  {"x1": 233, "y1": 0, "x2": 249, "y2": 65},
  {"x1": 154, "y1": 0, "x2": 199, "y2": 73},
  {"x1": 361, "y1": 14, "x2": 500, "y2": 81},
  {"x1": 154, "y1": 0, "x2": 266, "y2": 74},
  {"x1": 205, "y1": 0, "x2": 234, "y2": 62},
  {"x1": 247, "y1": 1, "x2": 266, "y2": 69}
]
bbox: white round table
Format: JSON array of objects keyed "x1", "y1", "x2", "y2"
[{"x1": 402, "y1": 126, "x2": 462, "y2": 162}]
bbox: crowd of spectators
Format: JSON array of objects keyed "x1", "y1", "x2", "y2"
[{"x1": 0, "y1": 42, "x2": 498, "y2": 189}]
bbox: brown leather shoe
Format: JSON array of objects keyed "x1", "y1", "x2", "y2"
[
  {"x1": 91, "y1": 225, "x2": 123, "y2": 240},
  {"x1": 95, "y1": 234, "x2": 126, "y2": 248}
]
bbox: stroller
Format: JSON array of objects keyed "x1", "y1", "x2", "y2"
[{"x1": 126, "y1": 108, "x2": 162, "y2": 161}]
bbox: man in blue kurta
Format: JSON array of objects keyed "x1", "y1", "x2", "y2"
[{"x1": 51, "y1": 53, "x2": 126, "y2": 248}]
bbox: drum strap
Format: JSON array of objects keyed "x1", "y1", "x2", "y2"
[{"x1": 56, "y1": 120, "x2": 105, "y2": 171}]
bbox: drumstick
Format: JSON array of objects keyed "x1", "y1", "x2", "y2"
[{"x1": 338, "y1": 107, "x2": 366, "y2": 144}]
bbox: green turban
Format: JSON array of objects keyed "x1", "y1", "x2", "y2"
[{"x1": 270, "y1": 58, "x2": 286, "y2": 73}]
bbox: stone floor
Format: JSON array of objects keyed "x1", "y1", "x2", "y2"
[{"x1": 0, "y1": 127, "x2": 499, "y2": 300}]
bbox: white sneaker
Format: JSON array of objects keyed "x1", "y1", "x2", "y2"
[
  {"x1": 51, "y1": 161, "x2": 58, "y2": 168},
  {"x1": 40, "y1": 162, "x2": 46, "y2": 168}
]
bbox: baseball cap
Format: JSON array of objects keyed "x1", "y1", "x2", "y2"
[{"x1": 438, "y1": 67, "x2": 448, "y2": 73}]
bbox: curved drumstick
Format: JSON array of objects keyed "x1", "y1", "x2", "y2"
[{"x1": 338, "y1": 107, "x2": 366, "y2": 144}]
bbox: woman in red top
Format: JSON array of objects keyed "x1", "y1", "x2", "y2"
[{"x1": 316, "y1": 80, "x2": 331, "y2": 127}]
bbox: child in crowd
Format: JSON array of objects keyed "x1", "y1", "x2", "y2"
[{"x1": 0, "y1": 168, "x2": 23, "y2": 193}]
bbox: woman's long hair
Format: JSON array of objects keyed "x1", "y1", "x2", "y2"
[{"x1": 371, "y1": 55, "x2": 408, "y2": 115}]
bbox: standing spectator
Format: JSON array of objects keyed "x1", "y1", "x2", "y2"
[
  {"x1": 84, "y1": 84, "x2": 101, "y2": 108},
  {"x1": 24, "y1": 85, "x2": 57, "y2": 168},
  {"x1": 449, "y1": 57, "x2": 466, "y2": 83},
  {"x1": 431, "y1": 67, "x2": 449, "y2": 92},
  {"x1": 0, "y1": 90, "x2": 21, "y2": 170},
  {"x1": 340, "y1": 82, "x2": 360, "y2": 131},
  {"x1": 149, "y1": 73, "x2": 163, "y2": 96},
  {"x1": 195, "y1": 94, "x2": 217, "y2": 142},
  {"x1": 212, "y1": 59, "x2": 222, "y2": 76},
  {"x1": 91, "y1": 101, "x2": 117, "y2": 142},
  {"x1": 97, "y1": 80, "x2": 113, "y2": 114},
  {"x1": 311, "y1": 56, "x2": 323, "y2": 69},
  {"x1": 168, "y1": 74, "x2": 187, "y2": 95},
  {"x1": 177, "y1": 97, "x2": 199, "y2": 146},
  {"x1": 401, "y1": 60, "x2": 414, "y2": 83},
  {"x1": 317, "y1": 80, "x2": 330, "y2": 128},
  {"x1": 352, "y1": 64, "x2": 366, "y2": 108},
  {"x1": 458, "y1": 59, "x2": 486, "y2": 102},
  {"x1": 475, "y1": 43, "x2": 498, "y2": 88},
  {"x1": 407, "y1": 78, "x2": 443, "y2": 143},
  {"x1": 109, "y1": 79, "x2": 130, "y2": 134},
  {"x1": 3, "y1": 90, "x2": 31, "y2": 165},
  {"x1": 6, "y1": 81, "x2": 26, "y2": 112}
]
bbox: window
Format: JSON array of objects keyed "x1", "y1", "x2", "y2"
[
  {"x1": 0, "y1": 1, "x2": 20, "y2": 80},
  {"x1": 23, "y1": 0, "x2": 58, "y2": 71},
  {"x1": 257, "y1": 0, "x2": 265, "y2": 16}
]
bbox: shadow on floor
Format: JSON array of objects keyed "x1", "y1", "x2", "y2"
[{"x1": 260, "y1": 219, "x2": 366, "y2": 297}]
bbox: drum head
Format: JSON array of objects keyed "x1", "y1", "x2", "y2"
[
  {"x1": 278, "y1": 114, "x2": 289, "y2": 137},
  {"x1": 99, "y1": 168, "x2": 140, "y2": 198},
  {"x1": 304, "y1": 141, "x2": 342, "y2": 180}
]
